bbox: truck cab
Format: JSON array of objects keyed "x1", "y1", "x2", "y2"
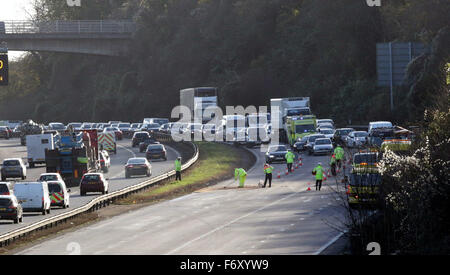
[{"x1": 285, "y1": 115, "x2": 317, "y2": 145}]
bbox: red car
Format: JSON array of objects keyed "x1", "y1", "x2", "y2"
[
  {"x1": 0, "y1": 126, "x2": 11, "y2": 139},
  {"x1": 80, "y1": 173, "x2": 109, "y2": 196}
]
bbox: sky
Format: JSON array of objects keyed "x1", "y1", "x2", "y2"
[{"x1": 0, "y1": 0, "x2": 35, "y2": 60}]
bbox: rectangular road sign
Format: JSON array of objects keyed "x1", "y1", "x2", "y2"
[
  {"x1": 377, "y1": 42, "x2": 430, "y2": 87},
  {"x1": 0, "y1": 53, "x2": 8, "y2": 86}
]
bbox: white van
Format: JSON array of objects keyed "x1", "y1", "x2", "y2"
[
  {"x1": 26, "y1": 134, "x2": 54, "y2": 168},
  {"x1": 368, "y1": 121, "x2": 393, "y2": 133},
  {"x1": 14, "y1": 182, "x2": 51, "y2": 215}
]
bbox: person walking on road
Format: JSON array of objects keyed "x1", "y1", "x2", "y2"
[
  {"x1": 330, "y1": 154, "x2": 337, "y2": 176},
  {"x1": 312, "y1": 162, "x2": 324, "y2": 191},
  {"x1": 334, "y1": 145, "x2": 345, "y2": 169},
  {"x1": 285, "y1": 150, "x2": 295, "y2": 173},
  {"x1": 263, "y1": 163, "x2": 274, "y2": 188},
  {"x1": 175, "y1": 157, "x2": 182, "y2": 181},
  {"x1": 235, "y1": 168, "x2": 247, "y2": 188}
]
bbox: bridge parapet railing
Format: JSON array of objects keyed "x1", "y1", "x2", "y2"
[{"x1": 1, "y1": 20, "x2": 136, "y2": 34}]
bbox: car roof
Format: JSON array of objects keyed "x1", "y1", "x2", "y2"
[
  {"x1": 128, "y1": 157, "x2": 147, "y2": 161},
  {"x1": 316, "y1": 138, "x2": 331, "y2": 141},
  {"x1": 83, "y1": 173, "x2": 103, "y2": 176},
  {"x1": 40, "y1": 173, "x2": 59, "y2": 176},
  {"x1": 3, "y1": 158, "x2": 22, "y2": 162}
]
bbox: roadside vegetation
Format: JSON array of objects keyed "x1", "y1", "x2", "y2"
[
  {"x1": 116, "y1": 142, "x2": 255, "y2": 205},
  {"x1": 0, "y1": 0, "x2": 448, "y2": 126}
]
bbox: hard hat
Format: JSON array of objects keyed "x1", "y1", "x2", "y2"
[
  {"x1": 318, "y1": 162, "x2": 322, "y2": 165},
  {"x1": 177, "y1": 157, "x2": 181, "y2": 160}
]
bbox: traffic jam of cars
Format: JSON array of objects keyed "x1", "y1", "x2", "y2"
[{"x1": 0, "y1": 118, "x2": 174, "y2": 224}]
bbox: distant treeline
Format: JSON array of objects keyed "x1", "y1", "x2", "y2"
[{"x1": 0, "y1": 0, "x2": 448, "y2": 125}]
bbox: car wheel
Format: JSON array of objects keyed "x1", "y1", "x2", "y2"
[
  {"x1": 42, "y1": 209, "x2": 46, "y2": 215},
  {"x1": 125, "y1": 172, "x2": 130, "y2": 179},
  {"x1": 1, "y1": 176, "x2": 5, "y2": 181},
  {"x1": 22, "y1": 175, "x2": 25, "y2": 180},
  {"x1": 14, "y1": 216, "x2": 19, "y2": 224},
  {"x1": 47, "y1": 208, "x2": 50, "y2": 214},
  {"x1": 80, "y1": 191, "x2": 85, "y2": 196},
  {"x1": 29, "y1": 162, "x2": 35, "y2": 168},
  {"x1": 19, "y1": 215, "x2": 23, "y2": 223}
]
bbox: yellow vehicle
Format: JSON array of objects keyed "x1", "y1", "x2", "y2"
[
  {"x1": 285, "y1": 115, "x2": 317, "y2": 145},
  {"x1": 381, "y1": 139, "x2": 411, "y2": 152},
  {"x1": 346, "y1": 173, "x2": 381, "y2": 208},
  {"x1": 351, "y1": 152, "x2": 380, "y2": 174}
]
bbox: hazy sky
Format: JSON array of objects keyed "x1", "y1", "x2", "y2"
[{"x1": 0, "y1": 0, "x2": 35, "y2": 60}]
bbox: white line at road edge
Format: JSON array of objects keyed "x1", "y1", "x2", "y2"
[
  {"x1": 165, "y1": 190, "x2": 300, "y2": 255},
  {"x1": 313, "y1": 231, "x2": 347, "y2": 255}
]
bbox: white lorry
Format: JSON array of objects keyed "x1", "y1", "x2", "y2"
[
  {"x1": 180, "y1": 87, "x2": 218, "y2": 123},
  {"x1": 26, "y1": 134, "x2": 54, "y2": 168}
]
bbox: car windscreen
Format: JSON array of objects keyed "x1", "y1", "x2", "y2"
[
  {"x1": 0, "y1": 198, "x2": 12, "y2": 207},
  {"x1": 287, "y1": 109, "x2": 310, "y2": 116},
  {"x1": 147, "y1": 124, "x2": 160, "y2": 128},
  {"x1": 105, "y1": 128, "x2": 115, "y2": 131},
  {"x1": 269, "y1": 146, "x2": 286, "y2": 152},
  {"x1": 119, "y1": 123, "x2": 130, "y2": 127},
  {"x1": 48, "y1": 183, "x2": 62, "y2": 193},
  {"x1": 350, "y1": 173, "x2": 381, "y2": 186},
  {"x1": 337, "y1": 129, "x2": 354, "y2": 136},
  {"x1": 148, "y1": 145, "x2": 164, "y2": 150},
  {"x1": 308, "y1": 135, "x2": 325, "y2": 142},
  {"x1": 353, "y1": 154, "x2": 379, "y2": 164},
  {"x1": 315, "y1": 139, "x2": 331, "y2": 145},
  {"x1": 320, "y1": 129, "x2": 333, "y2": 134},
  {"x1": 128, "y1": 159, "x2": 146, "y2": 164},
  {"x1": 295, "y1": 124, "x2": 316, "y2": 133},
  {"x1": 135, "y1": 133, "x2": 149, "y2": 138},
  {"x1": 154, "y1": 119, "x2": 168, "y2": 125},
  {"x1": 354, "y1": 132, "x2": 368, "y2": 137},
  {"x1": 39, "y1": 175, "x2": 58, "y2": 181},
  {"x1": 3, "y1": 160, "x2": 20, "y2": 166},
  {"x1": 0, "y1": 185, "x2": 10, "y2": 194},
  {"x1": 83, "y1": 175, "x2": 100, "y2": 181}
]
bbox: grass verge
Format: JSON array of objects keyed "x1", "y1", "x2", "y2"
[{"x1": 116, "y1": 142, "x2": 255, "y2": 205}]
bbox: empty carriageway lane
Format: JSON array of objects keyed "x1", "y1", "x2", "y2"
[
  {"x1": 0, "y1": 138, "x2": 180, "y2": 234},
  {"x1": 17, "y1": 144, "x2": 348, "y2": 255}
]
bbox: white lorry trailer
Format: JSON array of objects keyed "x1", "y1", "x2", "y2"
[
  {"x1": 180, "y1": 87, "x2": 218, "y2": 123},
  {"x1": 26, "y1": 134, "x2": 54, "y2": 168}
]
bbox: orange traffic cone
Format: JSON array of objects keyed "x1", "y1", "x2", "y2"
[
  {"x1": 277, "y1": 171, "x2": 281, "y2": 179},
  {"x1": 323, "y1": 173, "x2": 327, "y2": 181},
  {"x1": 307, "y1": 182, "x2": 311, "y2": 191},
  {"x1": 285, "y1": 168, "x2": 289, "y2": 175},
  {"x1": 327, "y1": 170, "x2": 330, "y2": 177},
  {"x1": 299, "y1": 159, "x2": 303, "y2": 166}
]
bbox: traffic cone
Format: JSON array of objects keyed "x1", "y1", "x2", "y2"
[
  {"x1": 277, "y1": 171, "x2": 281, "y2": 179},
  {"x1": 323, "y1": 173, "x2": 327, "y2": 181},
  {"x1": 285, "y1": 168, "x2": 289, "y2": 175},
  {"x1": 299, "y1": 159, "x2": 303, "y2": 166},
  {"x1": 307, "y1": 182, "x2": 311, "y2": 191},
  {"x1": 327, "y1": 170, "x2": 330, "y2": 177}
]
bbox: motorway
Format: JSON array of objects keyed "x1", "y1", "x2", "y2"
[
  {"x1": 14, "y1": 144, "x2": 349, "y2": 255},
  {"x1": 0, "y1": 138, "x2": 180, "y2": 234}
]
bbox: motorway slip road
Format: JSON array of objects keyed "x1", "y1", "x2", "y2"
[
  {"x1": 17, "y1": 144, "x2": 348, "y2": 255},
  {"x1": 0, "y1": 138, "x2": 180, "y2": 234}
]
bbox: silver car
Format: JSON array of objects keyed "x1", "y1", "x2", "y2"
[
  {"x1": 312, "y1": 138, "x2": 334, "y2": 155},
  {"x1": 1, "y1": 158, "x2": 27, "y2": 181},
  {"x1": 345, "y1": 131, "x2": 369, "y2": 148}
]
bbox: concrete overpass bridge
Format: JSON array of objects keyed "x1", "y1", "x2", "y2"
[{"x1": 0, "y1": 20, "x2": 136, "y2": 56}]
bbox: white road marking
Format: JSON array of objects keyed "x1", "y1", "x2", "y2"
[
  {"x1": 165, "y1": 190, "x2": 299, "y2": 255},
  {"x1": 313, "y1": 231, "x2": 346, "y2": 255}
]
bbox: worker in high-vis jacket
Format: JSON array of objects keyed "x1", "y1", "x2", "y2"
[
  {"x1": 334, "y1": 145, "x2": 345, "y2": 168},
  {"x1": 234, "y1": 168, "x2": 247, "y2": 188},
  {"x1": 175, "y1": 157, "x2": 182, "y2": 181},
  {"x1": 330, "y1": 154, "x2": 337, "y2": 176},
  {"x1": 285, "y1": 150, "x2": 295, "y2": 172},
  {"x1": 312, "y1": 162, "x2": 324, "y2": 191},
  {"x1": 263, "y1": 163, "x2": 274, "y2": 188}
]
